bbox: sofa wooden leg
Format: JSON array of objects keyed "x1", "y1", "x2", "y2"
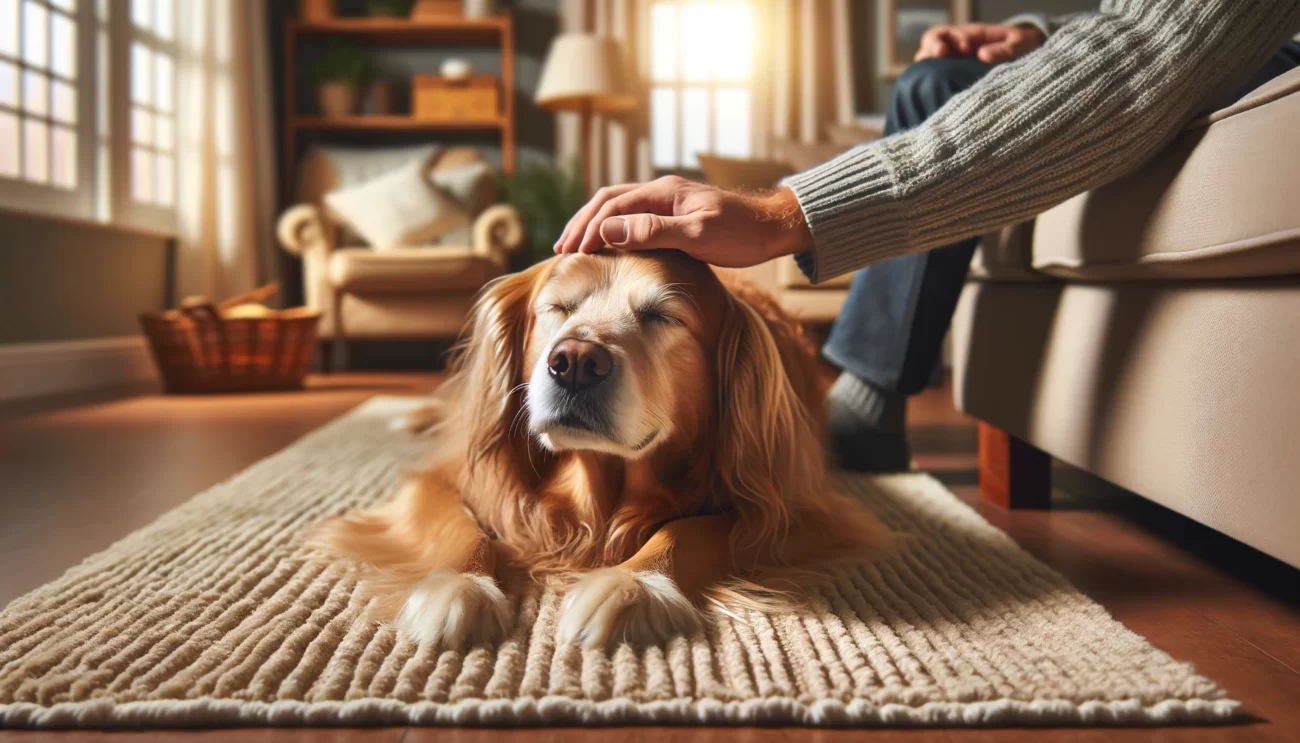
[
  {"x1": 317, "y1": 340, "x2": 334, "y2": 374},
  {"x1": 978, "y1": 422, "x2": 1051, "y2": 509}
]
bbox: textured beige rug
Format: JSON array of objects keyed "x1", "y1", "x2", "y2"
[{"x1": 0, "y1": 397, "x2": 1238, "y2": 729}]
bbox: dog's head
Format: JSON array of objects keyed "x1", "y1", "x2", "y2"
[
  {"x1": 522, "y1": 250, "x2": 724, "y2": 457},
  {"x1": 448, "y1": 251, "x2": 825, "y2": 534}
]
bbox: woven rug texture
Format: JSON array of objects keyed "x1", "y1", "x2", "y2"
[{"x1": 0, "y1": 397, "x2": 1238, "y2": 728}]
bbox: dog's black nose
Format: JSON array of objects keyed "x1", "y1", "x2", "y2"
[{"x1": 548, "y1": 339, "x2": 613, "y2": 392}]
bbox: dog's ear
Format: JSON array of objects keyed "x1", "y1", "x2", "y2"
[
  {"x1": 449, "y1": 259, "x2": 554, "y2": 463},
  {"x1": 713, "y1": 292, "x2": 827, "y2": 561}
]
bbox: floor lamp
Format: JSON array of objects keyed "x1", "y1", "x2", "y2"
[{"x1": 535, "y1": 33, "x2": 638, "y2": 196}]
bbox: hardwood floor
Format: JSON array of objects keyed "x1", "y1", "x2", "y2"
[{"x1": 1, "y1": 376, "x2": 1298, "y2": 743}]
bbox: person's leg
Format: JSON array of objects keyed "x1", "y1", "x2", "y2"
[{"x1": 823, "y1": 57, "x2": 993, "y2": 472}]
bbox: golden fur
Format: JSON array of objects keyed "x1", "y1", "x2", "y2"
[{"x1": 315, "y1": 251, "x2": 890, "y2": 647}]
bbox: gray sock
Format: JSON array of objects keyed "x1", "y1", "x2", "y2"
[
  {"x1": 828, "y1": 372, "x2": 906, "y2": 432},
  {"x1": 827, "y1": 372, "x2": 911, "y2": 473}
]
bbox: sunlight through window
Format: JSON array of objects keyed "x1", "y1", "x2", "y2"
[{"x1": 650, "y1": 1, "x2": 754, "y2": 170}]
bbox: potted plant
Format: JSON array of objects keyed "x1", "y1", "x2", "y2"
[
  {"x1": 365, "y1": 0, "x2": 414, "y2": 17},
  {"x1": 312, "y1": 43, "x2": 373, "y2": 118},
  {"x1": 497, "y1": 158, "x2": 588, "y2": 267}
]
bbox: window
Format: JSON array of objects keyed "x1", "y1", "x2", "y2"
[
  {"x1": 0, "y1": 0, "x2": 84, "y2": 199},
  {"x1": 127, "y1": 0, "x2": 174, "y2": 209},
  {"x1": 0, "y1": 0, "x2": 177, "y2": 226},
  {"x1": 649, "y1": 1, "x2": 754, "y2": 171}
]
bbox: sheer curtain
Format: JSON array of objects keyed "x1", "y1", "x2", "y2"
[{"x1": 172, "y1": 0, "x2": 277, "y2": 302}]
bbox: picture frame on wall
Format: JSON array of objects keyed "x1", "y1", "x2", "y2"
[{"x1": 879, "y1": 0, "x2": 973, "y2": 79}]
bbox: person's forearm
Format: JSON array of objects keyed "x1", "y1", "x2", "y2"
[{"x1": 785, "y1": 0, "x2": 1300, "y2": 283}]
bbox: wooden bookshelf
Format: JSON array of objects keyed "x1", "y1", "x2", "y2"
[{"x1": 281, "y1": 12, "x2": 516, "y2": 203}]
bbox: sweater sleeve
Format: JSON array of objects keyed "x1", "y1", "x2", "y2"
[{"x1": 786, "y1": 0, "x2": 1300, "y2": 283}]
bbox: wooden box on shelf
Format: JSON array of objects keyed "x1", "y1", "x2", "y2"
[
  {"x1": 413, "y1": 74, "x2": 499, "y2": 121},
  {"x1": 412, "y1": 0, "x2": 463, "y2": 18}
]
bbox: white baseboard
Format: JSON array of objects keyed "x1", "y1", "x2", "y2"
[{"x1": 0, "y1": 336, "x2": 158, "y2": 403}]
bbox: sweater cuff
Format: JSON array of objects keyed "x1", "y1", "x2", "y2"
[
  {"x1": 1004, "y1": 13, "x2": 1053, "y2": 38},
  {"x1": 781, "y1": 144, "x2": 910, "y2": 284}
]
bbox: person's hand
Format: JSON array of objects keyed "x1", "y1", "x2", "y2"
[
  {"x1": 915, "y1": 23, "x2": 1046, "y2": 64},
  {"x1": 553, "y1": 176, "x2": 813, "y2": 269}
]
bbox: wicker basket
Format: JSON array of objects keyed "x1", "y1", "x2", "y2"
[{"x1": 139, "y1": 283, "x2": 321, "y2": 394}]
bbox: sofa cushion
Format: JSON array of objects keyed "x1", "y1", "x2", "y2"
[
  {"x1": 970, "y1": 222, "x2": 1046, "y2": 281},
  {"x1": 329, "y1": 247, "x2": 498, "y2": 294},
  {"x1": 1030, "y1": 67, "x2": 1300, "y2": 281}
]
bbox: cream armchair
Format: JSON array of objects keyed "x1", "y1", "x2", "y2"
[{"x1": 276, "y1": 147, "x2": 524, "y2": 370}]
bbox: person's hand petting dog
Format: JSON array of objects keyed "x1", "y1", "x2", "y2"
[
  {"x1": 915, "y1": 22, "x2": 1046, "y2": 64},
  {"x1": 553, "y1": 176, "x2": 812, "y2": 269}
]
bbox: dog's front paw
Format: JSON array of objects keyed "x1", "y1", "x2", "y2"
[
  {"x1": 397, "y1": 572, "x2": 511, "y2": 647},
  {"x1": 557, "y1": 568, "x2": 701, "y2": 648}
]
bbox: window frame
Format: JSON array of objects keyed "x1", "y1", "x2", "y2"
[
  {"x1": 0, "y1": 0, "x2": 179, "y2": 231},
  {"x1": 0, "y1": 0, "x2": 97, "y2": 220},
  {"x1": 111, "y1": 0, "x2": 177, "y2": 231},
  {"x1": 648, "y1": 0, "x2": 757, "y2": 174}
]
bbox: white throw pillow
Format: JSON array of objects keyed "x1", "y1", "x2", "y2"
[{"x1": 324, "y1": 159, "x2": 468, "y2": 250}]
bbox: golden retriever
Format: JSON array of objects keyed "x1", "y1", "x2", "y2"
[{"x1": 316, "y1": 250, "x2": 889, "y2": 648}]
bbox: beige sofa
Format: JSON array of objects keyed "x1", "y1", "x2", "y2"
[
  {"x1": 276, "y1": 147, "x2": 524, "y2": 369},
  {"x1": 952, "y1": 68, "x2": 1300, "y2": 569}
]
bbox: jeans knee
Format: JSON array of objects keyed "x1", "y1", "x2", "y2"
[{"x1": 894, "y1": 58, "x2": 966, "y2": 104}]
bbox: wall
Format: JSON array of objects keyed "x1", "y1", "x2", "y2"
[{"x1": 0, "y1": 210, "x2": 171, "y2": 345}]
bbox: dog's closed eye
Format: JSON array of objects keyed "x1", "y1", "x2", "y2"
[
  {"x1": 541, "y1": 301, "x2": 579, "y2": 317},
  {"x1": 635, "y1": 305, "x2": 685, "y2": 327}
]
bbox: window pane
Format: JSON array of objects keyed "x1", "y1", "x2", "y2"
[
  {"x1": 650, "y1": 3, "x2": 676, "y2": 82},
  {"x1": 131, "y1": 146, "x2": 152, "y2": 201},
  {"x1": 153, "y1": 0, "x2": 173, "y2": 40},
  {"x1": 51, "y1": 78, "x2": 75, "y2": 122},
  {"x1": 154, "y1": 113, "x2": 172, "y2": 150},
  {"x1": 714, "y1": 88, "x2": 750, "y2": 157},
  {"x1": 50, "y1": 11, "x2": 75, "y2": 79},
  {"x1": 713, "y1": 3, "x2": 753, "y2": 82},
  {"x1": 651, "y1": 87, "x2": 676, "y2": 169},
  {"x1": 0, "y1": 60, "x2": 16, "y2": 107},
  {"x1": 0, "y1": 109, "x2": 16, "y2": 177},
  {"x1": 50, "y1": 0, "x2": 75, "y2": 9},
  {"x1": 51, "y1": 123, "x2": 74, "y2": 187},
  {"x1": 155, "y1": 151, "x2": 173, "y2": 205},
  {"x1": 154, "y1": 52, "x2": 173, "y2": 112},
  {"x1": 130, "y1": 42, "x2": 151, "y2": 104},
  {"x1": 0, "y1": 0, "x2": 17, "y2": 58},
  {"x1": 131, "y1": 105, "x2": 151, "y2": 144},
  {"x1": 680, "y1": 5, "x2": 712, "y2": 83},
  {"x1": 23, "y1": 117, "x2": 48, "y2": 182},
  {"x1": 130, "y1": 0, "x2": 150, "y2": 30},
  {"x1": 681, "y1": 87, "x2": 709, "y2": 168},
  {"x1": 22, "y1": 69, "x2": 47, "y2": 115},
  {"x1": 22, "y1": 0, "x2": 48, "y2": 68}
]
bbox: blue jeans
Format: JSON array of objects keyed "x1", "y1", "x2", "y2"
[{"x1": 823, "y1": 43, "x2": 1300, "y2": 396}]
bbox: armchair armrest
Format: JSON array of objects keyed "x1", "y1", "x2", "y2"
[
  {"x1": 276, "y1": 204, "x2": 334, "y2": 257},
  {"x1": 471, "y1": 203, "x2": 525, "y2": 267}
]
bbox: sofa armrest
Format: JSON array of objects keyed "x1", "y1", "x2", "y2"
[
  {"x1": 276, "y1": 204, "x2": 334, "y2": 257},
  {"x1": 471, "y1": 203, "x2": 525, "y2": 267}
]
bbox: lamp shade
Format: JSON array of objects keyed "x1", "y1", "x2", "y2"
[{"x1": 535, "y1": 33, "x2": 638, "y2": 114}]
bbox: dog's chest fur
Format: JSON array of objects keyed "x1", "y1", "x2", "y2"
[{"x1": 470, "y1": 446, "x2": 712, "y2": 572}]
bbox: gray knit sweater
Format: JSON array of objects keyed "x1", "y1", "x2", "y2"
[{"x1": 786, "y1": 0, "x2": 1300, "y2": 283}]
